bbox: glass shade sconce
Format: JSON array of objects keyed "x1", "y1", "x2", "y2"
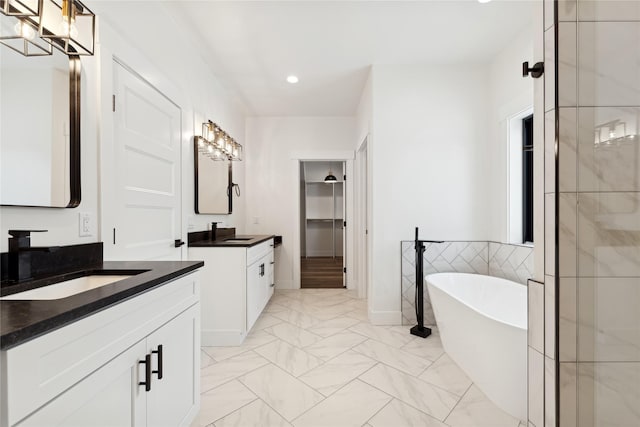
[
  {"x1": 0, "y1": 0, "x2": 95, "y2": 57},
  {"x1": 0, "y1": 11, "x2": 52, "y2": 56},
  {"x1": 594, "y1": 119, "x2": 638, "y2": 148},
  {"x1": 1, "y1": 0, "x2": 39, "y2": 16},
  {"x1": 197, "y1": 120, "x2": 243, "y2": 161},
  {"x1": 39, "y1": 0, "x2": 95, "y2": 55}
]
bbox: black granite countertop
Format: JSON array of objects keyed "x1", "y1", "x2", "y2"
[
  {"x1": 0, "y1": 260, "x2": 203, "y2": 350},
  {"x1": 188, "y1": 234, "x2": 275, "y2": 248}
]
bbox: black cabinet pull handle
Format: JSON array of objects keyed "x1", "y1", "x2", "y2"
[
  {"x1": 152, "y1": 345, "x2": 163, "y2": 380},
  {"x1": 139, "y1": 354, "x2": 152, "y2": 392},
  {"x1": 259, "y1": 263, "x2": 265, "y2": 277},
  {"x1": 270, "y1": 261, "x2": 275, "y2": 265},
  {"x1": 174, "y1": 239, "x2": 185, "y2": 248}
]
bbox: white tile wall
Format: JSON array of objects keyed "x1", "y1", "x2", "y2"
[
  {"x1": 577, "y1": 192, "x2": 640, "y2": 277},
  {"x1": 577, "y1": 108, "x2": 640, "y2": 192},
  {"x1": 578, "y1": 0, "x2": 640, "y2": 22},
  {"x1": 578, "y1": 22, "x2": 640, "y2": 107},
  {"x1": 528, "y1": 348, "x2": 545, "y2": 427},
  {"x1": 578, "y1": 277, "x2": 640, "y2": 362},
  {"x1": 400, "y1": 241, "x2": 532, "y2": 325},
  {"x1": 528, "y1": 280, "x2": 545, "y2": 354},
  {"x1": 577, "y1": 362, "x2": 640, "y2": 427}
]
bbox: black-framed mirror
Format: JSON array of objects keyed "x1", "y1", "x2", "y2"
[
  {"x1": 194, "y1": 138, "x2": 232, "y2": 214},
  {"x1": 0, "y1": 49, "x2": 81, "y2": 208}
]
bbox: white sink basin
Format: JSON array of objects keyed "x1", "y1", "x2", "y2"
[{"x1": 0, "y1": 275, "x2": 133, "y2": 300}]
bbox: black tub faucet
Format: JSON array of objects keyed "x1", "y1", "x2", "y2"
[{"x1": 7, "y1": 230, "x2": 57, "y2": 282}]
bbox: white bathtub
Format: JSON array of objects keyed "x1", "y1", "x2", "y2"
[{"x1": 426, "y1": 272, "x2": 527, "y2": 421}]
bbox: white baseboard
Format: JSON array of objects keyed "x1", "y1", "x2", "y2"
[
  {"x1": 368, "y1": 309, "x2": 403, "y2": 325},
  {"x1": 201, "y1": 329, "x2": 246, "y2": 346}
]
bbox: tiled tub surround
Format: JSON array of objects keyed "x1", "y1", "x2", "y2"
[
  {"x1": 537, "y1": 2, "x2": 640, "y2": 427},
  {"x1": 401, "y1": 241, "x2": 533, "y2": 325},
  {"x1": 195, "y1": 288, "x2": 528, "y2": 427}
]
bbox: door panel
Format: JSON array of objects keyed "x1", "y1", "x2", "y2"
[
  {"x1": 113, "y1": 62, "x2": 182, "y2": 261},
  {"x1": 18, "y1": 342, "x2": 146, "y2": 427},
  {"x1": 146, "y1": 306, "x2": 199, "y2": 427}
]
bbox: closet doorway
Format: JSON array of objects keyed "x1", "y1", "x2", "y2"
[{"x1": 300, "y1": 161, "x2": 346, "y2": 288}]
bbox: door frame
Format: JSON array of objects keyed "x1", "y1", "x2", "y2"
[
  {"x1": 291, "y1": 151, "x2": 354, "y2": 290},
  {"x1": 355, "y1": 137, "x2": 370, "y2": 300}
]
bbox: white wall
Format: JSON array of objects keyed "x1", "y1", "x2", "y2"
[
  {"x1": 367, "y1": 63, "x2": 491, "y2": 323},
  {"x1": 487, "y1": 25, "x2": 534, "y2": 243},
  {"x1": 244, "y1": 117, "x2": 356, "y2": 289},
  {"x1": 0, "y1": 4, "x2": 246, "y2": 253}
]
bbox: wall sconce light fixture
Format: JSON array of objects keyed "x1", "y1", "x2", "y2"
[
  {"x1": 39, "y1": 0, "x2": 95, "y2": 55},
  {"x1": 1, "y1": 0, "x2": 39, "y2": 17},
  {"x1": 0, "y1": 12, "x2": 52, "y2": 56},
  {"x1": 594, "y1": 119, "x2": 637, "y2": 148},
  {"x1": 0, "y1": 0, "x2": 95, "y2": 57},
  {"x1": 197, "y1": 120, "x2": 243, "y2": 161}
]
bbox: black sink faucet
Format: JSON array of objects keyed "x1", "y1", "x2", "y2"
[
  {"x1": 7, "y1": 230, "x2": 57, "y2": 282},
  {"x1": 211, "y1": 222, "x2": 220, "y2": 241}
]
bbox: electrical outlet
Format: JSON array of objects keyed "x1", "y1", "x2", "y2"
[{"x1": 79, "y1": 212, "x2": 92, "y2": 237}]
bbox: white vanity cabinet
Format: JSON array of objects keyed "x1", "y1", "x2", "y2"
[
  {"x1": 1, "y1": 272, "x2": 200, "y2": 427},
  {"x1": 189, "y1": 238, "x2": 274, "y2": 346}
]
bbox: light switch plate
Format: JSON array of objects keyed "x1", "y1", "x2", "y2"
[{"x1": 79, "y1": 212, "x2": 92, "y2": 237}]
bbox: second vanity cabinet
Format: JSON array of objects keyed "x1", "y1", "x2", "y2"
[
  {"x1": 1, "y1": 272, "x2": 200, "y2": 427},
  {"x1": 189, "y1": 238, "x2": 274, "y2": 346}
]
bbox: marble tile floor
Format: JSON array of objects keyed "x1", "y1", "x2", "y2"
[{"x1": 193, "y1": 289, "x2": 526, "y2": 427}]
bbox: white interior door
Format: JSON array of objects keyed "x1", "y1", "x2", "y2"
[{"x1": 112, "y1": 61, "x2": 182, "y2": 261}]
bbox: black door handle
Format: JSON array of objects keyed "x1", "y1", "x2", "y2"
[
  {"x1": 139, "y1": 354, "x2": 152, "y2": 392},
  {"x1": 152, "y1": 345, "x2": 163, "y2": 380},
  {"x1": 174, "y1": 239, "x2": 185, "y2": 248}
]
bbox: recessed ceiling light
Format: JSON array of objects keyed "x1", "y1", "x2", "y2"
[
  {"x1": 287, "y1": 75, "x2": 299, "y2": 84},
  {"x1": 478, "y1": 0, "x2": 492, "y2": 3}
]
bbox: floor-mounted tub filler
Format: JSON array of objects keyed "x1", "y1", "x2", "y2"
[{"x1": 426, "y1": 272, "x2": 527, "y2": 421}]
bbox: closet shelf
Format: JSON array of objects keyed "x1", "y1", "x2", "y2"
[{"x1": 306, "y1": 218, "x2": 343, "y2": 222}]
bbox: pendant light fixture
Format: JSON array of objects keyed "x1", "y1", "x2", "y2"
[{"x1": 324, "y1": 169, "x2": 337, "y2": 183}]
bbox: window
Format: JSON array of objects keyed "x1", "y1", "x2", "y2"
[{"x1": 522, "y1": 114, "x2": 534, "y2": 243}]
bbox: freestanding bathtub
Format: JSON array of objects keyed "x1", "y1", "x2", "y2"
[{"x1": 426, "y1": 273, "x2": 527, "y2": 421}]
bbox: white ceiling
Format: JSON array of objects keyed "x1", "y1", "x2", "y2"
[{"x1": 104, "y1": 1, "x2": 536, "y2": 116}]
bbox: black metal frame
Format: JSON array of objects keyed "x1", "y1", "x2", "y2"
[{"x1": 1, "y1": 55, "x2": 81, "y2": 208}]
